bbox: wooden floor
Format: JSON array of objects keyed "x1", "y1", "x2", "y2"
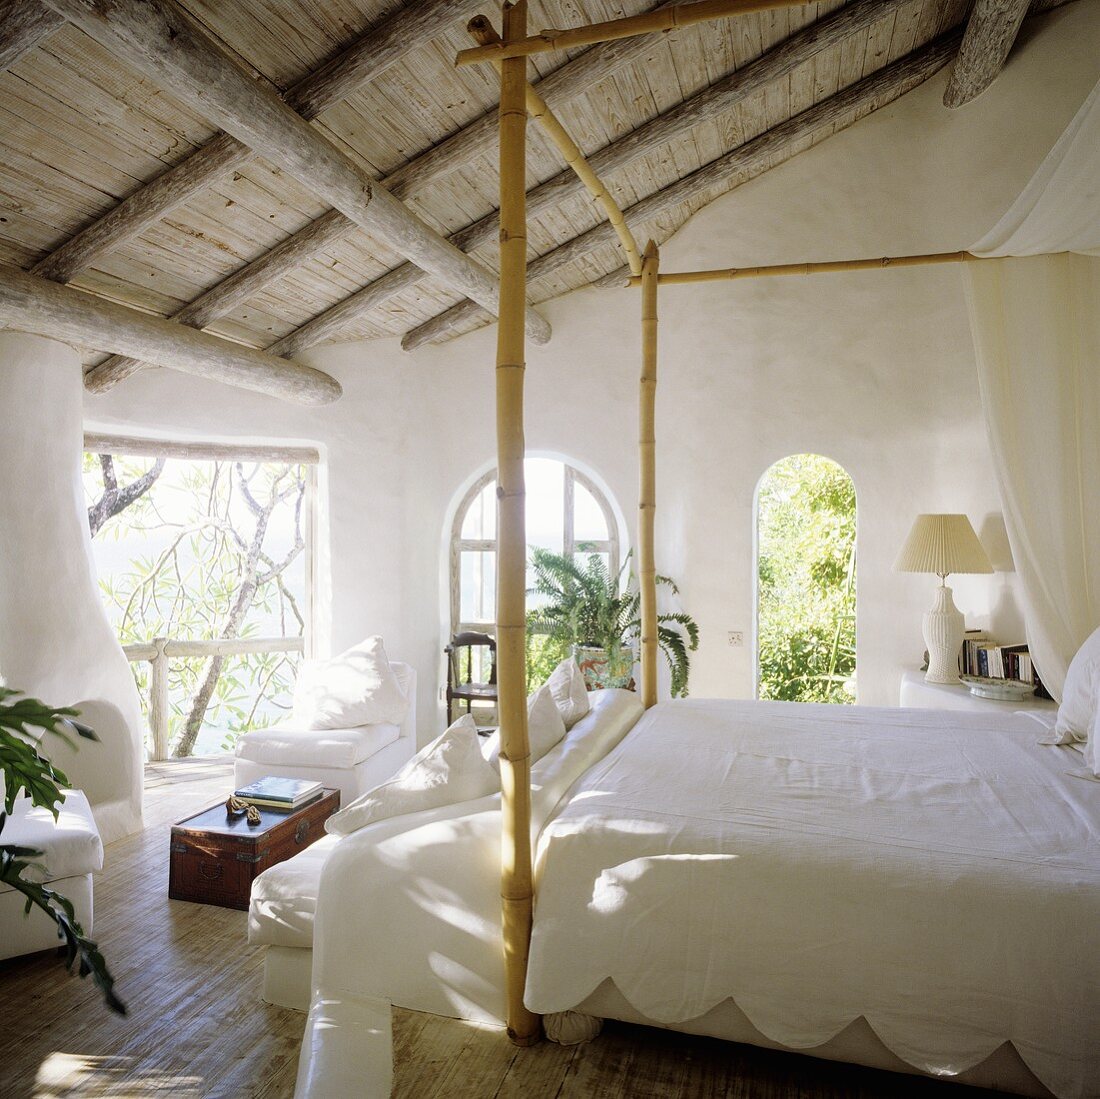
[{"x1": 0, "y1": 760, "x2": 1001, "y2": 1098}]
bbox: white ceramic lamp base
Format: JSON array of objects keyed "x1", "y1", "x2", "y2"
[{"x1": 922, "y1": 583, "x2": 964, "y2": 684}]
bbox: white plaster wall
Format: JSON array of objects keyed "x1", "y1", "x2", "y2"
[
  {"x1": 77, "y1": 4, "x2": 1100, "y2": 736},
  {"x1": 0, "y1": 333, "x2": 145, "y2": 842}
]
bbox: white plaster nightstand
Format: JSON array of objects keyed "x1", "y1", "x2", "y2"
[{"x1": 899, "y1": 669, "x2": 1057, "y2": 714}]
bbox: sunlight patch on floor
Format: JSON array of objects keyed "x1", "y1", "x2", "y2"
[{"x1": 35, "y1": 1051, "x2": 204, "y2": 1097}]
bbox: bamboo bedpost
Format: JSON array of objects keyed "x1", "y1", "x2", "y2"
[
  {"x1": 495, "y1": 0, "x2": 541, "y2": 1048},
  {"x1": 639, "y1": 240, "x2": 660, "y2": 710},
  {"x1": 467, "y1": 16, "x2": 641, "y2": 278}
]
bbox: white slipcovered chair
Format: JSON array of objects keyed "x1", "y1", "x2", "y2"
[
  {"x1": 233, "y1": 663, "x2": 417, "y2": 805},
  {"x1": 0, "y1": 789, "x2": 103, "y2": 961}
]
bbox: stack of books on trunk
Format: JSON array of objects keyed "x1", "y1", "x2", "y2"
[{"x1": 233, "y1": 776, "x2": 324, "y2": 811}]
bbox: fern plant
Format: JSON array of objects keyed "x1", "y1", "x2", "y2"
[
  {"x1": 527, "y1": 547, "x2": 700, "y2": 697},
  {"x1": 0, "y1": 687, "x2": 125, "y2": 1014}
]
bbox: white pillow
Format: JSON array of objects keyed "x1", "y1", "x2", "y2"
[
  {"x1": 546, "y1": 657, "x2": 590, "y2": 729},
  {"x1": 1085, "y1": 680, "x2": 1100, "y2": 778},
  {"x1": 325, "y1": 714, "x2": 495, "y2": 835},
  {"x1": 293, "y1": 636, "x2": 408, "y2": 730},
  {"x1": 1054, "y1": 626, "x2": 1100, "y2": 743},
  {"x1": 481, "y1": 682, "x2": 568, "y2": 771}
]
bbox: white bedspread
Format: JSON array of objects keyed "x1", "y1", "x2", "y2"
[{"x1": 525, "y1": 700, "x2": 1100, "y2": 1099}]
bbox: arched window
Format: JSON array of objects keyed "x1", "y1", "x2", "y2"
[
  {"x1": 755, "y1": 454, "x2": 857, "y2": 703},
  {"x1": 450, "y1": 458, "x2": 621, "y2": 638}
]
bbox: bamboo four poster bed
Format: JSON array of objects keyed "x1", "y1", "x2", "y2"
[{"x1": 290, "y1": 3, "x2": 1098, "y2": 1097}]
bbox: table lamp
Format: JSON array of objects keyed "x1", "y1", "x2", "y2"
[{"x1": 894, "y1": 514, "x2": 993, "y2": 684}]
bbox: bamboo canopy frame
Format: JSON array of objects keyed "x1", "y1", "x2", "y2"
[
  {"x1": 638, "y1": 241, "x2": 660, "y2": 709},
  {"x1": 468, "y1": 15, "x2": 642, "y2": 276},
  {"x1": 477, "y1": 0, "x2": 1005, "y2": 1058},
  {"x1": 457, "y1": 0, "x2": 814, "y2": 66},
  {"x1": 625, "y1": 249, "x2": 985, "y2": 285},
  {"x1": 494, "y1": 0, "x2": 542, "y2": 1048}
]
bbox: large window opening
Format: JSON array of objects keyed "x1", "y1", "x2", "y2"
[
  {"x1": 450, "y1": 458, "x2": 621, "y2": 699},
  {"x1": 83, "y1": 443, "x2": 315, "y2": 759},
  {"x1": 756, "y1": 453, "x2": 856, "y2": 703}
]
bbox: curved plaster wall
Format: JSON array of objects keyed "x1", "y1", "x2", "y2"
[
  {"x1": 80, "y1": 4, "x2": 1100, "y2": 726},
  {"x1": 0, "y1": 332, "x2": 144, "y2": 842}
]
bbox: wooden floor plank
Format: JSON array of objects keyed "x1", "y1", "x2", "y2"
[{"x1": 1, "y1": 759, "x2": 1006, "y2": 1098}]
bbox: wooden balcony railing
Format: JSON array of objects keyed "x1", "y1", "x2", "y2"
[{"x1": 123, "y1": 636, "x2": 304, "y2": 760}]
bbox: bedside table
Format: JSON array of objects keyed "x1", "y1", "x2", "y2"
[{"x1": 899, "y1": 670, "x2": 1057, "y2": 714}]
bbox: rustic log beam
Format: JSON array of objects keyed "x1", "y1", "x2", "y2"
[
  {"x1": 32, "y1": 0, "x2": 484, "y2": 285},
  {"x1": 456, "y1": 0, "x2": 812, "y2": 65},
  {"x1": 82, "y1": 0, "x2": 686, "y2": 392},
  {"x1": 403, "y1": 29, "x2": 961, "y2": 349},
  {"x1": 85, "y1": 209, "x2": 356, "y2": 392},
  {"x1": 0, "y1": 0, "x2": 63, "y2": 72},
  {"x1": 0, "y1": 267, "x2": 341, "y2": 404},
  {"x1": 41, "y1": 0, "x2": 552, "y2": 345},
  {"x1": 257, "y1": 0, "x2": 909, "y2": 360},
  {"x1": 943, "y1": 0, "x2": 1031, "y2": 107}
]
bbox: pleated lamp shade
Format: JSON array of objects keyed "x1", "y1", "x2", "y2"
[{"x1": 893, "y1": 514, "x2": 993, "y2": 578}]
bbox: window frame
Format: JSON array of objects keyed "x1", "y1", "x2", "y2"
[{"x1": 450, "y1": 461, "x2": 621, "y2": 638}]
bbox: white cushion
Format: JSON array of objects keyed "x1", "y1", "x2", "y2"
[
  {"x1": 1054, "y1": 626, "x2": 1100, "y2": 743},
  {"x1": 546, "y1": 657, "x2": 590, "y2": 729},
  {"x1": 248, "y1": 833, "x2": 339, "y2": 949},
  {"x1": 325, "y1": 714, "x2": 496, "y2": 836},
  {"x1": 235, "y1": 721, "x2": 400, "y2": 770},
  {"x1": 293, "y1": 636, "x2": 408, "y2": 730},
  {"x1": 0, "y1": 790, "x2": 102, "y2": 889},
  {"x1": 481, "y1": 682, "x2": 568, "y2": 771}
]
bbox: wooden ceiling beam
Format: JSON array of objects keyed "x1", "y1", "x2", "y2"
[
  {"x1": 402, "y1": 28, "x2": 961, "y2": 350},
  {"x1": 943, "y1": 0, "x2": 1031, "y2": 108},
  {"x1": 0, "y1": 266, "x2": 341, "y2": 404},
  {"x1": 455, "y1": 0, "x2": 813, "y2": 66},
  {"x1": 41, "y1": 0, "x2": 552, "y2": 345},
  {"x1": 85, "y1": 209, "x2": 355, "y2": 392},
  {"x1": 0, "y1": 0, "x2": 62, "y2": 72},
  {"x1": 84, "y1": 0, "x2": 686, "y2": 391},
  {"x1": 31, "y1": 0, "x2": 483, "y2": 285},
  {"x1": 245, "y1": 0, "x2": 912, "y2": 361}
]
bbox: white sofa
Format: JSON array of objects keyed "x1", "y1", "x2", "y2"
[
  {"x1": 234, "y1": 663, "x2": 416, "y2": 806},
  {"x1": 0, "y1": 789, "x2": 103, "y2": 960},
  {"x1": 247, "y1": 689, "x2": 641, "y2": 1015}
]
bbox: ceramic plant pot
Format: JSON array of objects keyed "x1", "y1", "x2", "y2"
[{"x1": 572, "y1": 644, "x2": 635, "y2": 690}]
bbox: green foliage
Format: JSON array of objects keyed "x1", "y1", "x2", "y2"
[
  {"x1": 0, "y1": 688, "x2": 125, "y2": 1015},
  {"x1": 526, "y1": 547, "x2": 700, "y2": 697},
  {"x1": 524, "y1": 630, "x2": 571, "y2": 689},
  {"x1": 757, "y1": 454, "x2": 856, "y2": 703},
  {"x1": 84, "y1": 457, "x2": 306, "y2": 756}
]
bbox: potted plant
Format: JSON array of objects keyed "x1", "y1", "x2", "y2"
[
  {"x1": 0, "y1": 687, "x2": 124, "y2": 1014},
  {"x1": 527, "y1": 547, "x2": 699, "y2": 696}
]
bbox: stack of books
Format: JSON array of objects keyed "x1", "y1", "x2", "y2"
[
  {"x1": 959, "y1": 633, "x2": 1051, "y2": 698},
  {"x1": 233, "y1": 776, "x2": 324, "y2": 811}
]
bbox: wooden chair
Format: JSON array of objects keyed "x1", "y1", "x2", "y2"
[{"x1": 445, "y1": 632, "x2": 498, "y2": 725}]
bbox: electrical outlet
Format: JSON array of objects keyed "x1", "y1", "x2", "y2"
[{"x1": 727, "y1": 631, "x2": 744, "y2": 648}]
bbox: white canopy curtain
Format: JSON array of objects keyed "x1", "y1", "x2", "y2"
[{"x1": 964, "y1": 76, "x2": 1100, "y2": 700}]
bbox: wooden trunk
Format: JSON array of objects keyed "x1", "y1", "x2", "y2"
[{"x1": 168, "y1": 789, "x2": 339, "y2": 910}]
